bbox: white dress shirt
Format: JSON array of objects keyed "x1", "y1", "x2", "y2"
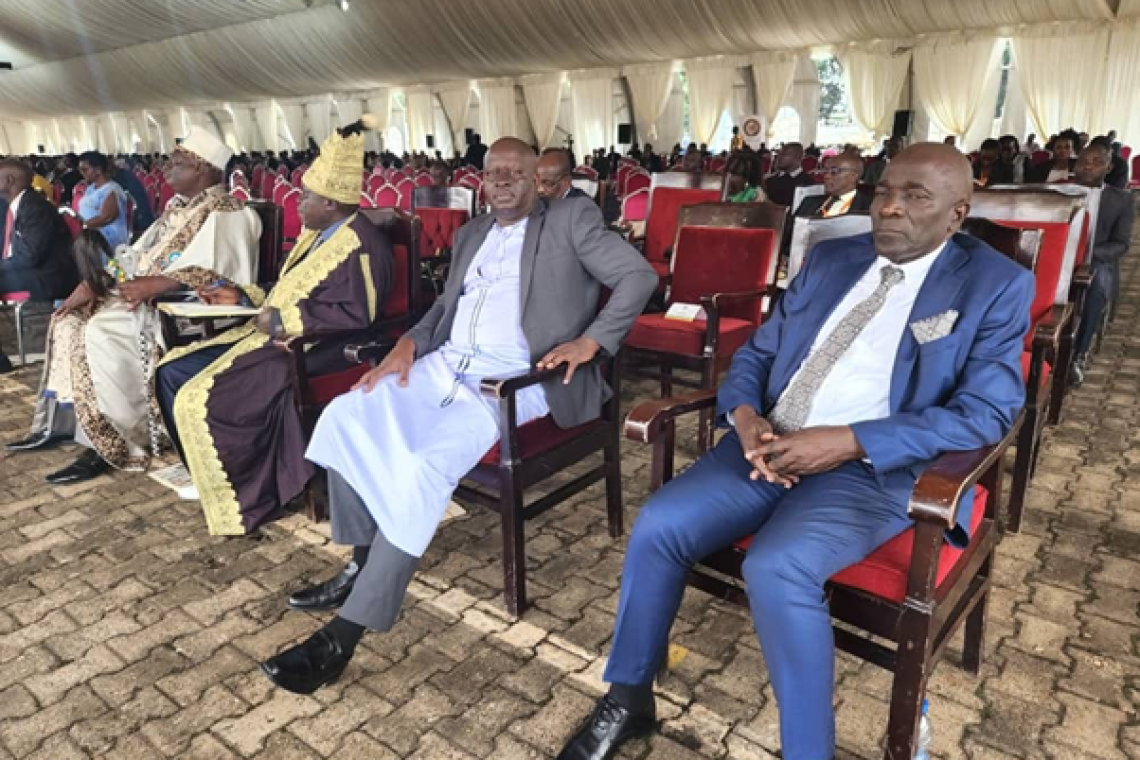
[{"x1": 779, "y1": 242, "x2": 946, "y2": 428}]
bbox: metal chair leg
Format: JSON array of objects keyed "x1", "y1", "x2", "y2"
[{"x1": 14, "y1": 301, "x2": 25, "y2": 366}]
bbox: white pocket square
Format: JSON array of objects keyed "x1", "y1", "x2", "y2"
[{"x1": 910, "y1": 310, "x2": 959, "y2": 345}]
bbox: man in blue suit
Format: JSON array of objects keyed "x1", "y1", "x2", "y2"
[{"x1": 558, "y1": 144, "x2": 1035, "y2": 760}]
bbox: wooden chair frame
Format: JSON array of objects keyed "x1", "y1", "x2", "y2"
[{"x1": 624, "y1": 389, "x2": 1024, "y2": 760}]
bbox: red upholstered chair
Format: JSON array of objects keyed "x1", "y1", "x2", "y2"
[
  {"x1": 412, "y1": 186, "x2": 474, "y2": 305},
  {"x1": 271, "y1": 180, "x2": 292, "y2": 207},
  {"x1": 71, "y1": 182, "x2": 87, "y2": 213},
  {"x1": 1130, "y1": 156, "x2": 1140, "y2": 190},
  {"x1": 59, "y1": 208, "x2": 83, "y2": 240},
  {"x1": 968, "y1": 188, "x2": 1088, "y2": 532},
  {"x1": 231, "y1": 186, "x2": 252, "y2": 202},
  {"x1": 576, "y1": 165, "x2": 599, "y2": 180},
  {"x1": 618, "y1": 188, "x2": 649, "y2": 227},
  {"x1": 615, "y1": 164, "x2": 635, "y2": 198},
  {"x1": 373, "y1": 184, "x2": 402, "y2": 210},
  {"x1": 706, "y1": 157, "x2": 727, "y2": 173},
  {"x1": 291, "y1": 168, "x2": 305, "y2": 186},
  {"x1": 801, "y1": 155, "x2": 819, "y2": 172},
  {"x1": 625, "y1": 202, "x2": 784, "y2": 451},
  {"x1": 366, "y1": 174, "x2": 387, "y2": 197},
  {"x1": 0, "y1": 291, "x2": 32, "y2": 365},
  {"x1": 1030, "y1": 150, "x2": 1051, "y2": 166},
  {"x1": 158, "y1": 182, "x2": 175, "y2": 213},
  {"x1": 51, "y1": 182, "x2": 63, "y2": 206},
  {"x1": 457, "y1": 174, "x2": 482, "y2": 193},
  {"x1": 414, "y1": 173, "x2": 433, "y2": 187},
  {"x1": 251, "y1": 166, "x2": 265, "y2": 194},
  {"x1": 259, "y1": 171, "x2": 276, "y2": 201},
  {"x1": 1121, "y1": 145, "x2": 1132, "y2": 161},
  {"x1": 624, "y1": 170, "x2": 651, "y2": 196},
  {"x1": 637, "y1": 172, "x2": 724, "y2": 284},
  {"x1": 281, "y1": 188, "x2": 302, "y2": 253},
  {"x1": 625, "y1": 391, "x2": 1025, "y2": 760},
  {"x1": 359, "y1": 190, "x2": 377, "y2": 210},
  {"x1": 395, "y1": 180, "x2": 414, "y2": 212}
]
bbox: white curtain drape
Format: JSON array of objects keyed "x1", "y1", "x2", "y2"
[
  {"x1": 520, "y1": 73, "x2": 564, "y2": 150},
  {"x1": 304, "y1": 98, "x2": 333, "y2": 145},
  {"x1": 165, "y1": 109, "x2": 188, "y2": 146},
  {"x1": 1012, "y1": 23, "x2": 1109, "y2": 141},
  {"x1": 477, "y1": 78, "x2": 520, "y2": 144},
  {"x1": 685, "y1": 57, "x2": 739, "y2": 145},
  {"x1": 839, "y1": 41, "x2": 912, "y2": 136},
  {"x1": 335, "y1": 96, "x2": 363, "y2": 133},
  {"x1": 913, "y1": 35, "x2": 1001, "y2": 139},
  {"x1": 999, "y1": 61, "x2": 1028, "y2": 140},
  {"x1": 365, "y1": 90, "x2": 392, "y2": 152},
  {"x1": 569, "y1": 69, "x2": 617, "y2": 159},
  {"x1": 750, "y1": 51, "x2": 799, "y2": 138},
  {"x1": 280, "y1": 103, "x2": 305, "y2": 150},
  {"x1": 227, "y1": 104, "x2": 255, "y2": 152},
  {"x1": 622, "y1": 62, "x2": 675, "y2": 144},
  {"x1": 656, "y1": 87, "x2": 684, "y2": 150},
  {"x1": 1097, "y1": 19, "x2": 1140, "y2": 146},
  {"x1": 255, "y1": 100, "x2": 282, "y2": 152},
  {"x1": 436, "y1": 82, "x2": 472, "y2": 154},
  {"x1": 405, "y1": 89, "x2": 435, "y2": 151}
]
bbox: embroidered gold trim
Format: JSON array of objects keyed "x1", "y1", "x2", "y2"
[
  {"x1": 158, "y1": 322, "x2": 255, "y2": 367},
  {"x1": 173, "y1": 330, "x2": 266, "y2": 536},
  {"x1": 243, "y1": 283, "x2": 267, "y2": 307},
  {"x1": 360, "y1": 253, "x2": 377, "y2": 321},
  {"x1": 268, "y1": 216, "x2": 362, "y2": 336}
]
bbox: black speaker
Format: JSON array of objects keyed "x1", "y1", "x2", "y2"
[
  {"x1": 37, "y1": 144, "x2": 45, "y2": 154},
  {"x1": 464, "y1": 128, "x2": 475, "y2": 144},
  {"x1": 0, "y1": 63, "x2": 12, "y2": 71},
  {"x1": 891, "y1": 110, "x2": 914, "y2": 139},
  {"x1": 617, "y1": 123, "x2": 633, "y2": 145},
  {"x1": 425, "y1": 134, "x2": 435, "y2": 149}
]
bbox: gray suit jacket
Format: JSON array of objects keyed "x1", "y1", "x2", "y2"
[
  {"x1": 1093, "y1": 184, "x2": 1135, "y2": 268},
  {"x1": 405, "y1": 196, "x2": 657, "y2": 428}
]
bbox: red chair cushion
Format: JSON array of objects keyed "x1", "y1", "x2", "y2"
[
  {"x1": 986, "y1": 219, "x2": 1068, "y2": 333},
  {"x1": 627, "y1": 314, "x2": 755, "y2": 359},
  {"x1": 479, "y1": 415, "x2": 603, "y2": 466},
  {"x1": 670, "y1": 227, "x2": 777, "y2": 324},
  {"x1": 306, "y1": 365, "x2": 371, "y2": 406},
  {"x1": 734, "y1": 486, "x2": 989, "y2": 603},
  {"x1": 1, "y1": 291, "x2": 31, "y2": 302},
  {"x1": 644, "y1": 187, "x2": 721, "y2": 265}
]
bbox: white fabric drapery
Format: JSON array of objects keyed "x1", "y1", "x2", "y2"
[
  {"x1": 1097, "y1": 19, "x2": 1140, "y2": 146},
  {"x1": 998, "y1": 61, "x2": 1028, "y2": 140},
  {"x1": 839, "y1": 41, "x2": 912, "y2": 136},
  {"x1": 131, "y1": 111, "x2": 152, "y2": 153},
  {"x1": 304, "y1": 98, "x2": 334, "y2": 145},
  {"x1": 750, "y1": 51, "x2": 799, "y2": 138},
  {"x1": 435, "y1": 82, "x2": 473, "y2": 154},
  {"x1": 255, "y1": 101, "x2": 281, "y2": 153},
  {"x1": 335, "y1": 96, "x2": 363, "y2": 134},
  {"x1": 404, "y1": 89, "x2": 435, "y2": 152},
  {"x1": 569, "y1": 69, "x2": 617, "y2": 159},
  {"x1": 960, "y1": 59, "x2": 1003, "y2": 148},
  {"x1": 520, "y1": 73, "x2": 564, "y2": 150},
  {"x1": 622, "y1": 62, "x2": 675, "y2": 144},
  {"x1": 913, "y1": 35, "x2": 1002, "y2": 139},
  {"x1": 227, "y1": 104, "x2": 256, "y2": 152},
  {"x1": 1012, "y1": 23, "x2": 1109, "y2": 141},
  {"x1": 684, "y1": 57, "x2": 740, "y2": 146},
  {"x1": 166, "y1": 109, "x2": 188, "y2": 146},
  {"x1": 477, "y1": 78, "x2": 520, "y2": 145},
  {"x1": 365, "y1": 90, "x2": 392, "y2": 152},
  {"x1": 280, "y1": 104, "x2": 306, "y2": 150},
  {"x1": 655, "y1": 87, "x2": 684, "y2": 150}
]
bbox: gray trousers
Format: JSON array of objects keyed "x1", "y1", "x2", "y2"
[{"x1": 329, "y1": 469, "x2": 420, "y2": 631}]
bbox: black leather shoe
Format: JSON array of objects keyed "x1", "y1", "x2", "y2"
[
  {"x1": 557, "y1": 696, "x2": 656, "y2": 760},
  {"x1": 288, "y1": 562, "x2": 362, "y2": 611},
  {"x1": 45, "y1": 450, "x2": 111, "y2": 485},
  {"x1": 6, "y1": 431, "x2": 67, "y2": 453},
  {"x1": 260, "y1": 629, "x2": 350, "y2": 695}
]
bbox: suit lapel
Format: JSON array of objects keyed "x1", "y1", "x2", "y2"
[
  {"x1": 445, "y1": 214, "x2": 494, "y2": 311},
  {"x1": 889, "y1": 238, "x2": 970, "y2": 409},
  {"x1": 518, "y1": 201, "x2": 547, "y2": 314}
]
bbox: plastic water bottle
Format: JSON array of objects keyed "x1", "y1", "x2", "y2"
[{"x1": 914, "y1": 699, "x2": 933, "y2": 760}]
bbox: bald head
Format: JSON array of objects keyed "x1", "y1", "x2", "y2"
[
  {"x1": 485, "y1": 138, "x2": 539, "y2": 223},
  {"x1": 536, "y1": 148, "x2": 574, "y2": 200},
  {"x1": 871, "y1": 142, "x2": 973, "y2": 264},
  {"x1": 822, "y1": 152, "x2": 863, "y2": 197},
  {"x1": 0, "y1": 159, "x2": 32, "y2": 202}
]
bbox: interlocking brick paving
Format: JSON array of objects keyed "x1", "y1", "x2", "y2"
[{"x1": 1, "y1": 246, "x2": 1138, "y2": 759}]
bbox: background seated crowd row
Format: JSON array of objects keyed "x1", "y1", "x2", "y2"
[{"x1": 0, "y1": 115, "x2": 1132, "y2": 760}]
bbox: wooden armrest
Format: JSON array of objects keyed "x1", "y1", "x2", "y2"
[
  {"x1": 1032, "y1": 303, "x2": 1074, "y2": 350},
  {"x1": 907, "y1": 409, "x2": 1025, "y2": 527},
  {"x1": 480, "y1": 359, "x2": 600, "y2": 399},
  {"x1": 699, "y1": 289, "x2": 767, "y2": 310},
  {"x1": 344, "y1": 340, "x2": 395, "y2": 365},
  {"x1": 275, "y1": 332, "x2": 349, "y2": 353},
  {"x1": 1072, "y1": 264, "x2": 1093, "y2": 289},
  {"x1": 624, "y1": 389, "x2": 718, "y2": 443}
]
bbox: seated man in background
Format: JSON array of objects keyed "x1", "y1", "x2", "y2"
[
  {"x1": 1072, "y1": 140, "x2": 1135, "y2": 382},
  {"x1": 972, "y1": 139, "x2": 1015, "y2": 187},
  {"x1": 537, "y1": 148, "x2": 589, "y2": 201},
  {"x1": 427, "y1": 160, "x2": 452, "y2": 189},
  {"x1": 5, "y1": 127, "x2": 261, "y2": 483},
  {"x1": 861, "y1": 137, "x2": 901, "y2": 185},
  {"x1": 157, "y1": 121, "x2": 391, "y2": 536},
  {"x1": 259, "y1": 138, "x2": 657, "y2": 695},
  {"x1": 558, "y1": 144, "x2": 1034, "y2": 760},
  {"x1": 998, "y1": 135, "x2": 1027, "y2": 184},
  {"x1": 794, "y1": 153, "x2": 870, "y2": 217},
  {"x1": 0, "y1": 159, "x2": 79, "y2": 373},
  {"x1": 763, "y1": 142, "x2": 816, "y2": 208}
]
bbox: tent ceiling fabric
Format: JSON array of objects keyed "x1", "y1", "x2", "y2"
[{"x1": 0, "y1": 0, "x2": 1118, "y2": 120}]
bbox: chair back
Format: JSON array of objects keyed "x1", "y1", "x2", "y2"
[
  {"x1": 373, "y1": 184, "x2": 402, "y2": 209},
  {"x1": 72, "y1": 181, "x2": 87, "y2": 212},
  {"x1": 571, "y1": 176, "x2": 599, "y2": 201},
  {"x1": 395, "y1": 180, "x2": 414, "y2": 211},
  {"x1": 158, "y1": 182, "x2": 175, "y2": 213},
  {"x1": 1121, "y1": 145, "x2": 1132, "y2": 161},
  {"x1": 251, "y1": 166, "x2": 265, "y2": 191},
  {"x1": 360, "y1": 190, "x2": 378, "y2": 209},
  {"x1": 291, "y1": 168, "x2": 305, "y2": 186},
  {"x1": 791, "y1": 183, "x2": 826, "y2": 214},
  {"x1": 59, "y1": 207, "x2": 83, "y2": 240},
  {"x1": 969, "y1": 186, "x2": 1088, "y2": 326},
  {"x1": 1030, "y1": 150, "x2": 1052, "y2": 166},
  {"x1": 786, "y1": 213, "x2": 874, "y2": 282},
  {"x1": 960, "y1": 217, "x2": 1042, "y2": 273},
  {"x1": 415, "y1": 208, "x2": 470, "y2": 259},
  {"x1": 576, "y1": 166, "x2": 599, "y2": 180},
  {"x1": 231, "y1": 186, "x2": 252, "y2": 202},
  {"x1": 1131, "y1": 156, "x2": 1140, "y2": 186},
  {"x1": 282, "y1": 188, "x2": 303, "y2": 244},
  {"x1": 615, "y1": 164, "x2": 635, "y2": 197},
  {"x1": 367, "y1": 174, "x2": 387, "y2": 196},
  {"x1": 414, "y1": 173, "x2": 433, "y2": 188},
  {"x1": 668, "y1": 202, "x2": 786, "y2": 324},
  {"x1": 412, "y1": 186, "x2": 476, "y2": 215},
  {"x1": 246, "y1": 200, "x2": 285, "y2": 282},
  {"x1": 625, "y1": 170, "x2": 651, "y2": 196},
  {"x1": 259, "y1": 171, "x2": 276, "y2": 200},
  {"x1": 643, "y1": 172, "x2": 723, "y2": 265},
  {"x1": 801, "y1": 156, "x2": 819, "y2": 172},
  {"x1": 271, "y1": 180, "x2": 292, "y2": 207},
  {"x1": 620, "y1": 188, "x2": 649, "y2": 224},
  {"x1": 706, "y1": 157, "x2": 727, "y2": 173},
  {"x1": 358, "y1": 208, "x2": 420, "y2": 324}
]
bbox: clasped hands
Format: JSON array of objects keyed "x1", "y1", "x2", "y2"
[{"x1": 732, "y1": 405, "x2": 863, "y2": 488}]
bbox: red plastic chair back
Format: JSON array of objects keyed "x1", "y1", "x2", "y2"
[{"x1": 282, "y1": 189, "x2": 303, "y2": 243}]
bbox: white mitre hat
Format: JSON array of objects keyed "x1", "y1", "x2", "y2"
[{"x1": 178, "y1": 125, "x2": 233, "y2": 170}]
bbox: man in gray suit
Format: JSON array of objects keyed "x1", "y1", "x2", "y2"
[{"x1": 260, "y1": 138, "x2": 657, "y2": 695}]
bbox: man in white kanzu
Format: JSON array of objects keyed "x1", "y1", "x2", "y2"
[{"x1": 260, "y1": 138, "x2": 657, "y2": 695}]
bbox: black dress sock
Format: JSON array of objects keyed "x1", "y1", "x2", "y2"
[
  {"x1": 323, "y1": 615, "x2": 366, "y2": 654},
  {"x1": 607, "y1": 682, "x2": 655, "y2": 715},
  {"x1": 352, "y1": 544, "x2": 371, "y2": 568}
]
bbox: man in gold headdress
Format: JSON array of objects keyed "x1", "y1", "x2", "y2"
[
  {"x1": 156, "y1": 120, "x2": 393, "y2": 536},
  {"x1": 6, "y1": 127, "x2": 262, "y2": 484}
]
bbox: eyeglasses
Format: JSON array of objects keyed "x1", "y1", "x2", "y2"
[
  {"x1": 536, "y1": 173, "x2": 569, "y2": 190},
  {"x1": 818, "y1": 167, "x2": 858, "y2": 176},
  {"x1": 483, "y1": 169, "x2": 529, "y2": 184}
]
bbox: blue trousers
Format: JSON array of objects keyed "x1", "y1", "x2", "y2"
[
  {"x1": 604, "y1": 432, "x2": 915, "y2": 760},
  {"x1": 1074, "y1": 261, "x2": 1114, "y2": 359},
  {"x1": 155, "y1": 344, "x2": 230, "y2": 461}
]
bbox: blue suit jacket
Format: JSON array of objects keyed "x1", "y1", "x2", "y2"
[{"x1": 717, "y1": 232, "x2": 1035, "y2": 539}]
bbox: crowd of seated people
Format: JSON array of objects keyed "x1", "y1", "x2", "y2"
[{"x1": 0, "y1": 118, "x2": 1136, "y2": 760}]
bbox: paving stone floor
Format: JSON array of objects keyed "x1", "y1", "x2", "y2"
[{"x1": 1, "y1": 258, "x2": 1138, "y2": 760}]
